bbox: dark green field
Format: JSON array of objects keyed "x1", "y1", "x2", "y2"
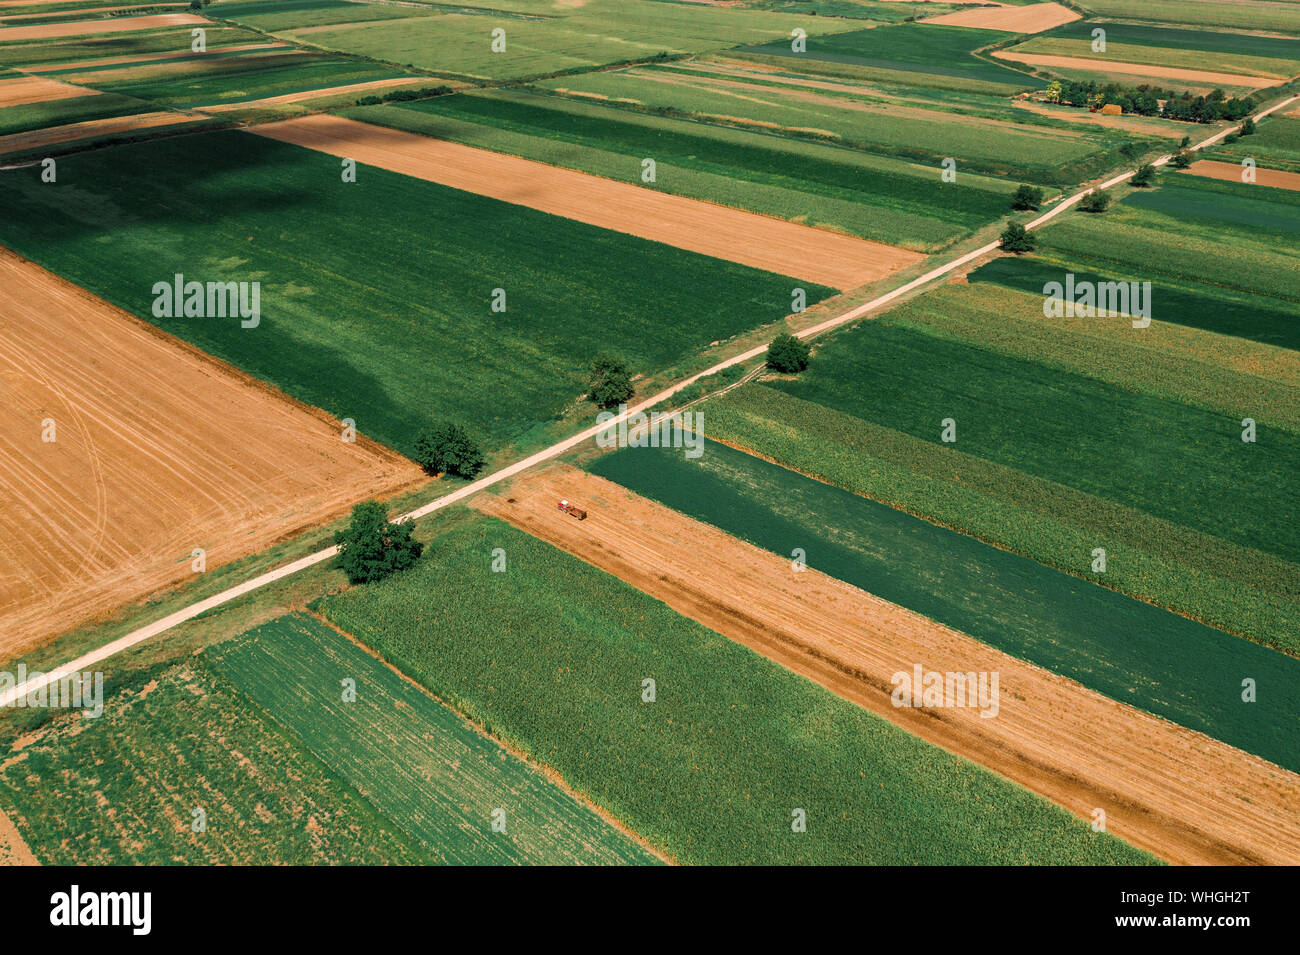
[
  {"x1": 316, "y1": 512, "x2": 1154, "y2": 866},
  {"x1": 589, "y1": 442, "x2": 1300, "y2": 773},
  {"x1": 1039, "y1": 20, "x2": 1300, "y2": 60},
  {"x1": 739, "y1": 23, "x2": 1044, "y2": 91},
  {"x1": 0, "y1": 130, "x2": 827, "y2": 457},
  {"x1": 0, "y1": 90, "x2": 146, "y2": 138}
]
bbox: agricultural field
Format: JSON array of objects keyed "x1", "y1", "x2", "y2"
[
  {"x1": 738, "y1": 22, "x2": 1045, "y2": 93},
  {"x1": 1208, "y1": 114, "x2": 1300, "y2": 172},
  {"x1": 0, "y1": 614, "x2": 653, "y2": 864},
  {"x1": 1075, "y1": 0, "x2": 1300, "y2": 34},
  {"x1": 265, "y1": 0, "x2": 863, "y2": 82},
  {"x1": 536, "y1": 61, "x2": 1159, "y2": 184},
  {"x1": 1005, "y1": 20, "x2": 1300, "y2": 83},
  {"x1": 0, "y1": 129, "x2": 828, "y2": 458},
  {"x1": 588, "y1": 441, "x2": 1300, "y2": 774},
  {"x1": 315, "y1": 511, "x2": 1154, "y2": 866},
  {"x1": 974, "y1": 172, "x2": 1300, "y2": 349},
  {"x1": 347, "y1": 86, "x2": 1020, "y2": 251},
  {"x1": 2, "y1": 0, "x2": 1296, "y2": 884}
]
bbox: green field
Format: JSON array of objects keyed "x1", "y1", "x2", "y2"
[
  {"x1": 589, "y1": 441, "x2": 1300, "y2": 773},
  {"x1": 537, "y1": 63, "x2": 1151, "y2": 184},
  {"x1": 1075, "y1": 0, "x2": 1300, "y2": 34},
  {"x1": 0, "y1": 90, "x2": 146, "y2": 138},
  {"x1": 0, "y1": 130, "x2": 827, "y2": 457},
  {"x1": 87, "y1": 51, "x2": 413, "y2": 108},
  {"x1": 208, "y1": 614, "x2": 657, "y2": 864},
  {"x1": 739, "y1": 23, "x2": 1044, "y2": 93},
  {"x1": 1209, "y1": 115, "x2": 1300, "y2": 173},
  {"x1": 316, "y1": 513, "x2": 1154, "y2": 865},
  {"x1": 690, "y1": 289, "x2": 1300, "y2": 654},
  {"x1": 0, "y1": 658, "x2": 425, "y2": 864},
  {"x1": 349, "y1": 87, "x2": 1018, "y2": 250},
  {"x1": 754, "y1": 308, "x2": 1300, "y2": 566},
  {"x1": 0, "y1": 26, "x2": 268, "y2": 68},
  {"x1": 1010, "y1": 21, "x2": 1300, "y2": 79},
  {"x1": 274, "y1": 0, "x2": 862, "y2": 81},
  {"x1": 0, "y1": 614, "x2": 651, "y2": 863},
  {"x1": 211, "y1": 0, "x2": 440, "y2": 32},
  {"x1": 969, "y1": 255, "x2": 1300, "y2": 349},
  {"x1": 1010, "y1": 173, "x2": 1300, "y2": 317}
]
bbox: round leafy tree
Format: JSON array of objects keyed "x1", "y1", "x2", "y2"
[
  {"x1": 333, "y1": 500, "x2": 423, "y2": 585},
  {"x1": 414, "y1": 421, "x2": 485, "y2": 478},
  {"x1": 999, "y1": 221, "x2": 1036, "y2": 253},
  {"x1": 767, "y1": 333, "x2": 811, "y2": 374},
  {"x1": 587, "y1": 353, "x2": 635, "y2": 409},
  {"x1": 1011, "y1": 185, "x2": 1044, "y2": 211}
]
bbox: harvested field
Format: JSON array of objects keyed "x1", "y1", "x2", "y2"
[
  {"x1": 250, "y1": 113, "x2": 920, "y2": 289},
  {"x1": 0, "y1": 74, "x2": 93, "y2": 106},
  {"x1": 0, "y1": 251, "x2": 424, "y2": 656},
  {"x1": 197, "y1": 76, "x2": 423, "y2": 112},
  {"x1": 0, "y1": 109, "x2": 200, "y2": 154},
  {"x1": 991, "y1": 50, "x2": 1279, "y2": 90},
  {"x1": 479, "y1": 466, "x2": 1300, "y2": 866},
  {"x1": 922, "y1": 2, "x2": 1078, "y2": 33},
  {"x1": 1186, "y1": 158, "x2": 1300, "y2": 191},
  {"x1": 0, "y1": 13, "x2": 204, "y2": 42}
]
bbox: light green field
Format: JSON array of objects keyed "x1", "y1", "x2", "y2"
[
  {"x1": 1210, "y1": 115, "x2": 1300, "y2": 173},
  {"x1": 276, "y1": 0, "x2": 863, "y2": 81},
  {"x1": 1009, "y1": 37, "x2": 1298, "y2": 80}
]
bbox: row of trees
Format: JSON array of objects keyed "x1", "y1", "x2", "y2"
[{"x1": 1043, "y1": 79, "x2": 1253, "y2": 123}]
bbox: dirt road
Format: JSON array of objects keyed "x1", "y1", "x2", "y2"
[
  {"x1": 250, "y1": 114, "x2": 921, "y2": 290},
  {"x1": 478, "y1": 466, "x2": 1300, "y2": 866},
  {"x1": 0, "y1": 251, "x2": 424, "y2": 655}
]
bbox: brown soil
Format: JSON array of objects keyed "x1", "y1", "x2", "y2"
[
  {"x1": 252, "y1": 114, "x2": 921, "y2": 290},
  {"x1": 991, "y1": 50, "x2": 1280, "y2": 90},
  {"x1": 0, "y1": 12, "x2": 203, "y2": 41},
  {"x1": 1185, "y1": 157, "x2": 1300, "y2": 191},
  {"x1": 923, "y1": 1, "x2": 1078, "y2": 32},
  {"x1": 197, "y1": 77, "x2": 425, "y2": 112},
  {"x1": 0, "y1": 250, "x2": 425, "y2": 656},
  {"x1": 0, "y1": 74, "x2": 96, "y2": 107},
  {"x1": 0, "y1": 110, "x2": 200, "y2": 155},
  {"x1": 478, "y1": 465, "x2": 1300, "y2": 866},
  {"x1": 0, "y1": 806, "x2": 36, "y2": 866}
]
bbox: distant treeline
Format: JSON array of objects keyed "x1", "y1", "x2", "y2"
[{"x1": 1045, "y1": 79, "x2": 1254, "y2": 122}]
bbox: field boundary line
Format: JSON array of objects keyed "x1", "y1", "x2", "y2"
[{"x1": 4, "y1": 93, "x2": 1295, "y2": 708}]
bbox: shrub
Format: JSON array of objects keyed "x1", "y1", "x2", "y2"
[
  {"x1": 1170, "y1": 151, "x2": 1192, "y2": 169},
  {"x1": 1223, "y1": 133, "x2": 1240, "y2": 144},
  {"x1": 1079, "y1": 191, "x2": 1111, "y2": 213},
  {"x1": 1240, "y1": 116, "x2": 1256, "y2": 136},
  {"x1": 999, "y1": 221, "x2": 1036, "y2": 253},
  {"x1": 1131, "y1": 164, "x2": 1156, "y2": 187},
  {"x1": 587, "y1": 354, "x2": 634, "y2": 409},
  {"x1": 1011, "y1": 185, "x2": 1044, "y2": 211},
  {"x1": 767, "y1": 333, "x2": 811, "y2": 374},
  {"x1": 333, "y1": 500, "x2": 423, "y2": 584},
  {"x1": 413, "y1": 421, "x2": 485, "y2": 478}
]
